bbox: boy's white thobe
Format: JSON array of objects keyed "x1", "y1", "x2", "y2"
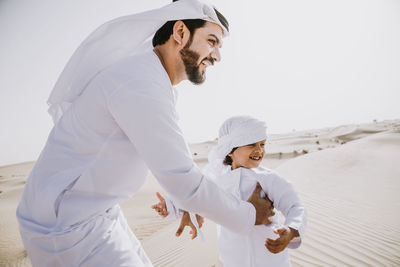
[
  {"x1": 166, "y1": 166, "x2": 306, "y2": 267},
  {"x1": 16, "y1": 51, "x2": 255, "y2": 266}
]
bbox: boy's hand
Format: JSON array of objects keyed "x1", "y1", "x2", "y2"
[
  {"x1": 247, "y1": 183, "x2": 275, "y2": 225},
  {"x1": 151, "y1": 192, "x2": 169, "y2": 217},
  {"x1": 176, "y1": 211, "x2": 204, "y2": 240},
  {"x1": 265, "y1": 226, "x2": 298, "y2": 254}
]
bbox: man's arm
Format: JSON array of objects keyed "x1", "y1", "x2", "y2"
[{"x1": 107, "y1": 81, "x2": 267, "y2": 234}]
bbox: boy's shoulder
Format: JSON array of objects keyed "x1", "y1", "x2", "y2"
[{"x1": 241, "y1": 166, "x2": 282, "y2": 181}]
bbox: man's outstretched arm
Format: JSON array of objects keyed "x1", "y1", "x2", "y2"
[{"x1": 108, "y1": 81, "x2": 271, "y2": 234}]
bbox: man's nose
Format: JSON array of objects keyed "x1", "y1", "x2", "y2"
[{"x1": 211, "y1": 47, "x2": 221, "y2": 62}]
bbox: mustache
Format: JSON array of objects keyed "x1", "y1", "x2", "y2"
[{"x1": 201, "y1": 57, "x2": 215, "y2": 66}]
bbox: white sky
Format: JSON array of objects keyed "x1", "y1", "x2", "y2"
[{"x1": 0, "y1": 0, "x2": 399, "y2": 166}]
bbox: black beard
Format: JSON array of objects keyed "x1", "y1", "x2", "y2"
[{"x1": 179, "y1": 45, "x2": 205, "y2": 85}]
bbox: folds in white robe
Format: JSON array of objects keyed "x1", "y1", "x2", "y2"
[
  {"x1": 165, "y1": 166, "x2": 307, "y2": 267},
  {"x1": 16, "y1": 50, "x2": 256, "y2": 266}
]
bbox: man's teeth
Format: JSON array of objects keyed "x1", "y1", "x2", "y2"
[{"x1": 250, "y1": 156, "x2": 261, "y2": 160}]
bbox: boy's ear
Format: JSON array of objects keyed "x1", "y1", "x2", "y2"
[{"x1": 172, "y1": 21, "x2": 190, "y2": 47}]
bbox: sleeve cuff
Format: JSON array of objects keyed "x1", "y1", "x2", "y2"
[
  {"x1": 164, "y1": 197, "x2": 184, "y2": 221},
  {"x1": 286, "y1": 224, "x2": 304, "y2": 249}
]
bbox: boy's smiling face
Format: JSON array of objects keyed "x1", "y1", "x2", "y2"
[{"x1": 229, "y1": 140, "x2": 266, "y2": 170}]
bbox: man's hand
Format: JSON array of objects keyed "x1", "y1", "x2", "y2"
[
  {"x1": 265, "y1": 226, "x2": 298, "y2": 254},
  {"x1": 151, "y1": 192, "x2": 169, "y2": 217},
  {"x1": 176, "y1": 211, "x2": 204, "y2": 240},
  {"x1": 247, "y1": 182, "x2": 275, "y2": 225}
]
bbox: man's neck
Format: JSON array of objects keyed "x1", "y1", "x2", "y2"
[{"x1": 153, "y1": 45, "x2": 185, "y2": 86}]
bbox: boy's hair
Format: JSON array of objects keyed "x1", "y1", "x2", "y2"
[
  {"x1": 152, "y1": 0, "x2": 229, "y2": 47},
  {"x1": 223, "y1": 147, "x2": 238, "y2": 165}
]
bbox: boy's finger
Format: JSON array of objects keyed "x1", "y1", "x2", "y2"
[
  {"x1": 196, "y1": 214, "x2": 204, "y2": 228},
  {"x1": 265, "y1": 244, "x2": 281, "y2": 254},
  {"x1": 266, "y1": 238, "x2": 282, "y2": 246},
  {"x1": 176, "y1": 221, "x2": 185, "y2": 237},
  {"x1": 156, "y1": 192, "x2": 164, "y2": 202},
  {"x1": 190, "y1": 225, "x2": 198, "y2": 239}
]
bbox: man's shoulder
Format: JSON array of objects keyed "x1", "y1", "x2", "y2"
[
  {"x1": 102, "y1": 50, "x2": 168, "y2": 85},
  {"x1": 99, "y1": 51, "x2": 172, "y2": 98}
]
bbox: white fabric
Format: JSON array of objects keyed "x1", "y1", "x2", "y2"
[
  {"x1": 48, "y1": 0, "x2": 229, "y2": 124},
  {"x1": 164, "y1": 116, "x2": 305, "y2": 266},
  {"x1": 167, "y1": 116, "x2": 306, "y2": 267},
  {"x1": 164, "y1": 167, "x2": 307, "y2": 267},
  {"x1": 216, "y1": 167, "x2": 306, "y2": 267},
  {"x1": 17, "y1": 50, "x2": 256, "y2": 265},
  {"x1": 20, "y1": 205, "x2": 152, "y2": 267},
  {"x1": 203, "y1": 116, "x2": 267, "y2": 181}
]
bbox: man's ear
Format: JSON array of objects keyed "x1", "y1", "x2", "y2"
[{"x1": 172, "y1": 21, "x2": 190, "y2": 47}]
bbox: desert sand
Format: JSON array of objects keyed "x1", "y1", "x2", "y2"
[{"x1": 1, "y1": 120, "x2": 399, "y2": 266}]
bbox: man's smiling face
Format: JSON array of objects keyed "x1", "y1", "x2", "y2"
[{"x1": 179, "y1": 21, "x2": 223, "y2": 84}]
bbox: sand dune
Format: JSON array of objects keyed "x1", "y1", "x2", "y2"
[
  {"x1": 0, "y1": 162, "x2": 35, "y2": 267},
  {"x1": 1, "y1": 120, "x2": 399, "y2": 266},
  {"x1": 279, "y1": 130, "x2": 400, "y2": 266}
]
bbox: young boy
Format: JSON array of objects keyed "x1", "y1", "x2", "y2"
[{"x1": 152, "y1": 116, "x2": 306, "y2": 267}]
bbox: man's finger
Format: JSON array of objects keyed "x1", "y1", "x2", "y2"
[
  {"x1": 264, "y1": 218, "x2": 273, "y2": 225},
  {"x1": 156, "y1": 192, "x2": 165, "y2": 202},
  {"x1": 247, "y1": 182, "x2": 262, "y2": 201},
  {"x1": 269, "y1": 210, "x2": 275, "y2": 217}
]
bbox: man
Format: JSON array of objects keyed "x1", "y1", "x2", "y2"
[{"x1": 17, "y1": 1, "x2": 274, "y2": 266}]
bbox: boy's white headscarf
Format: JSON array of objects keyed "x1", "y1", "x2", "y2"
[
  {"x1": 47, "y1": 0, "x2": 229, "y2": 124},
  {"x1": 204, "y1": 116, "x2": 267, "y2": 180}
]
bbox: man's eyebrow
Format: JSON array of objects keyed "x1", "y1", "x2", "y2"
[{"x1": 208, "y1": 34, "x2": 222, "y2": 47}]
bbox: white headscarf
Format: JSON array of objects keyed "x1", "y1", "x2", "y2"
[
  {"x1": 203, "y1": 116, "x2": 267, "y2": 180},
  {"x1": 47, "y1": 0, "x2": 229, "y2": 124}
]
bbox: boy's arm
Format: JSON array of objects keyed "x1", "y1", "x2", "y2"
[
  {"x1": 259, "y1": 172, "x2": 306, "y2": 250},
  {"x1": 151, "y1": 191, "x2": 183, "y2": 220},
  {"x1": 152, "y1": 192, "x2": 204, "y2": 240},
  {"x1": 164, "y1": 196, "x2": 184, "y2": 220}
]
